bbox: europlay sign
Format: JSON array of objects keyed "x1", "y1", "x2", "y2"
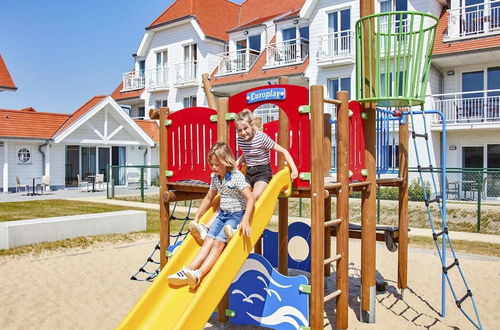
[{"x1": 246, "y1": 88, "x2": 286, "y2": 104}]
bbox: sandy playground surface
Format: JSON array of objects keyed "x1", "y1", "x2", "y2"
[{"x1": 0, "y1": 236, "x2": 498, "y2": 330}]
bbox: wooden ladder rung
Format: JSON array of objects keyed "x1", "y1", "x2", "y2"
[
  {"x1": 324, "y1": 289, "x2": 342, "y2": 302},
  {"x1": 324, "y1": 254, "x2": 342, "y2": 266},
  {"x1": 324, "y1": 98, "x2": 342, "y2": 105},
  {"x1": 324, "y1": 219, "x2": 342, "y2": 227},
  {"x1": 349, "y1": 181, "x2": 372, "y2": 188}
]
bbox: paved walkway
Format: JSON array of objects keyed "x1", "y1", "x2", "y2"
[{"x1": 68, "y1": 195, "x2": 500, "y2": 245}]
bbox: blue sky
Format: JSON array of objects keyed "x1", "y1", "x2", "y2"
[{"x1": 0, "y1": 0, "x2": 242, "y2": 114}]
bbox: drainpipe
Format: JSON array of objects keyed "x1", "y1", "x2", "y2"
[{"x1": 38, "y1": 140, "x2": 50, "y2": 175}]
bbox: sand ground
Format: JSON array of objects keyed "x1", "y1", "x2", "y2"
[{"x1": 1, "y1": 237, "x2": 498, "y2": 330}]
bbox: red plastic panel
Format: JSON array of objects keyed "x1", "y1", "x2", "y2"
[
  {"x1": 167, "y1": 107, "x2": 217, "y2": 184},
  {"x1": 348, "y1": 101, "x2": 366, "y2": 182},
  {"x1": 228, "y1": 85, "x2": 310, "y2": 188}
]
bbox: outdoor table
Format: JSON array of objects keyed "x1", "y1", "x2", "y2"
[
  {"x1": 27, "y1": 176, "x2": 41, "y2": 196},
  {"x1": 458, "y1": 180, "x2": 477, "y2": 200},
  {"x1": 87, "y1": 175, "x2": 97, "y2": 192}
]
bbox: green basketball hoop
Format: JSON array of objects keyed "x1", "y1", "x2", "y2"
[{"x1": 355, "y1": 11, "x2": 438, "y2": 107}]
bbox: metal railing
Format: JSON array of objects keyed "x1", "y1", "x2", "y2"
[
  {"x1": 317, "y1": 31, "x2": 354, "y2": 62},
  {"x1": 430, "y1": 89, "x2": 500, "y2": 125},
  {"x1": 146, "y1": 66, "x2": 169, "y2": 90},
  {"x1": 106, "y1": 165, "x2": 160, "y2": 202},
  {"x1": 122, "y1": 70, "x2": 145, "y2": 91},
  {"x1": 265, "y1": 38, "x2": 309, "y2": 68},
  {"x1": 447, "y1": 0, "x2": 500, "y2": 40},
  {"x1": 216, "y1": 48, "x2": 260, "y2": 76},
  {"x1": 173, "y1": 60, "x2": 198, "y2": 85},
  {"x1": 254, "y1": 104, "x2": 279, "y2": 124}
]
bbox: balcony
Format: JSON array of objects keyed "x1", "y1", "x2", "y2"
[
  {"x1": 264, "y1": 38, "x2": 309, "y2": 69},
  {"x1": 122, "y1": 70, "x2": 144, "y2": 92},
  {"x1": 431, "y1": 90, "x2": 500, "y2": 126},
  {"x1": 216, "y1": 49, "x2": 260, "y2": 76},
  {"x1": 145, "y1": 66, "x2": 169, "y2": 91},
  {"x1": 446, "y1": 1, "x2": 500, "y2": 41},
  {"x1": 173, "y1": 60, "x2": 198, "y2": 87},
  {"x1": 317, "y1": 31, "x2": 355, "y2": 66}
]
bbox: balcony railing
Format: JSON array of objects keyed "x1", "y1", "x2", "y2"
[
  {"x1": 216, "y1": 49, "x2": 260, "y2": 76},
  {"x1": 265, "y1": 38, "x2": 309, "y2": 68},
  {"x1": 146, "y1": 66, "x2": 169, "y2": 90},
  {"x1": 431, "y1": 89, "x2": 500, "y2": 125},
  {"x1": 317, "y1": 31, "x2": 354, "y2": 62},
  {"x1": 174, "y1": 60, "x2": 198, "y2": 85},
  {"x1": 122, "y1": 70, "x2": 145, "y2": 91},
  {"x1": 447, "y1": 0, "x2": 500, "y2": 40}
]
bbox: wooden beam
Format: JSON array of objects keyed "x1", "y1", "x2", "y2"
[
  {"x1": 217, "y1": 98, "x2": 229, "y2": 142},
  {"x1": 278, "y1": 75, "x2": 289, "y2": 274},
  {"x1": 202, "y1": 73, "x2": 217, "y2": 110},
  {"x1": 310, "y1": 85, "x2": 325, "y2": 329},
  {"x1": 398, "y1": 116, "x2": 409, "y2": 289},
  {"x1": 158, "y1": 107, "x2": 170, "y2": 269}
]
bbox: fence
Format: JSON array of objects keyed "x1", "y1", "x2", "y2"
[{"x1": 106, "y1": 165, "x2": 160, "y2": 202}]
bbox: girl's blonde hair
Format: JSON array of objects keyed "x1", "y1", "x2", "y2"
[
  {"x1": 235, "y1": 109, "x2": 256, "y2": 127},
  {"x1": 208, "y1": 142, "x2": 236, "y2": 171}
]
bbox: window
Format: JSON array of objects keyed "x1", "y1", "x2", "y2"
[
  {"x1": 138, "y1": 106, "x2": 145, "y2": 118},
  {"x1": 248, "y1": 35, "x2": 261, "y2": 51},
  {"x1": 155, "y1": 100, "x2": 168, "y2": 109},
  {"x1": 328, "y1": 9, "x2": 351, "y2": 54},
  {"x1": 183, "y1": 44, "x2": 197, "y2": 80},
  {"x1": 155, "y1": 50, "x2": 168, "y2": 85},
  {"x1": 380, "y1": 0, "x2": 407, "y2": 12},
  {"x1": 327, "y1": 77, "x2": 351, "y2": 98},
  {"x1": 183, "y1": 96, "x2": 197, "y2": 108},
  {"x1": 17, "y1": 147, "x2": 31, "y2": 164}
]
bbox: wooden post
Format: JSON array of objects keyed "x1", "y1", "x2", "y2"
[
  {"x1": 217, "y1": 98, "x2": 229, "y2": 142},
  {"x1": 278, "y1": 76, "x2": 289, "y2": 274},
  {"x1": 360, "y1": 0, "x2": 377, "y2": 323},
  {"x1": 336, "y1": 91, "x2": 350, "y2": 329},
  {"x1": 157, "y1": 107, "x2": 170, "y2": 269},
  {"x1": 323, "y1": 113, "x2": 332, "y2": 277},
  {"x1": 202, "y1": 73, "x2": 217, "y2": 110},
  {"x1": 398, "y1": 116, "x2": 409, "y2": 289},
  {"x1": 310, "y1": 85, "x2": 325, "y2": 329},
  {"x1": 216, "y1": 97, "x2": 230, "y2": 323}
]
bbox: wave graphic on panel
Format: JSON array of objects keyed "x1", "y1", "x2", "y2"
[{"x1": 229, "y1": 253, "x2": 309, "y2": 330}]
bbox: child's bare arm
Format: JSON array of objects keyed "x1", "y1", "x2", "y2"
[
  {"x1": 272, "y1": 143, "x2": 299, "y2": 179},
  {"x1": 237, "y1": 154, "x2": 246, "y2": 167},
  {"x1": 239, "y1": 187, "x2": 255, "y2": 237},
  {"x1": 193, "y1": 189, "x2": 216, "y2": 222}
]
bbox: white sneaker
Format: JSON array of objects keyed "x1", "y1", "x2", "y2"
[
  {"x1": 224, "y1": 225, "x2": 236, "y2": 242},
  {"x1": 185, "y1": 269, "x2": 201, "y2": 289},
  {"x1": 188, "y1": 221, "x2": 208, "y2": 245},
  {"x1": 167, "y1": 267, "x2": 189, "y2": 285}
]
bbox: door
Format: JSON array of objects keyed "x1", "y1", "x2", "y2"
[
  {"x1": 98, "y1": 147, "x2": 110, "y2": 182},
  {"x1": 462, "y1": 71, "x2": 484, "y2": 121},
  {"x1": 65, "y1": 146, "x2": 80, "y2": 187},
  {"x1": 112, "y1": 146, "x2": 126, "y2": 185},
  {"x1": 81, "y1": 147, "x2": 96, "y2": 180},
  {"x1": 328, "y1": 9, "x2": 351, "y2": 55},
  {"x1": 462, "y1": 146, "x2": 484, "y2": 198},
  {"x1": 487, "y1": 144, "x2": 500, "y2": 198},
  {"x1": 156, "y1": 50, "x2": 168, "y2": 85},
  {"x1": 236, "y1": 39, "x2": 247, "y2": 71},
  {"x1": 282, "y1": 27, "x2": 297, "y2": 62},
  {"x1": 183, "y1": 44, "x2": 197, "y2": 80}
]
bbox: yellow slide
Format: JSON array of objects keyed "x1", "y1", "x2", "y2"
[{"x1": 117, "y1": 167, "x2": 291, "y2": 330}]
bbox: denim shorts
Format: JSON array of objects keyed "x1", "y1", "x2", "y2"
[{"x1": 206, "y1": 210, "x2": 244, "y2": 242}]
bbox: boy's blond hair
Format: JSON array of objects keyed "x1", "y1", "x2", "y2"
[{"x1": 208, "y1": 142, "x2": 236, "y2": 171}]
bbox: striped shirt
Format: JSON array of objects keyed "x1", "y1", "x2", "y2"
[
  {"x1": 237, "y1": 130, "x2": 275, "y2": 166},
  {"x1": 209, "y1": 170, "x2": 249, "y2": 212}
]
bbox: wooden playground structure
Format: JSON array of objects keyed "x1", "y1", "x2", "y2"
[{"x1": 149, "y1": 74, "x2": 410, "y2": 328}]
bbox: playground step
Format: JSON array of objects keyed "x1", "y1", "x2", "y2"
[
  {"x1": 324, "y1": 254, "x2": 342, "y2": 266},
  {"x1": 324, "y1": 289, "x2": 341, "y2": 303},
  {"x1": 411, "y1": 131, "x2": 429, "y2": 140}
]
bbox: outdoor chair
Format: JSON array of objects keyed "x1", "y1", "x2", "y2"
[
  {"x1": 77, "y1": 174, "x2": 89, "y2": 192},
  {"x1": 446, "y1": 178, "x2": 459, "y2": 199},
  {"x1": 15, "y1": 176, "x2": 29, "y2": 194},
  {"x1": 39, "y1": 175, "x2": 50, "y2": 194},
  {"x1": 95, "y1": 174, "x2": 104, "y2": 191}
]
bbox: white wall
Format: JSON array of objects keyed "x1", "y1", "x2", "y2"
[{"x1": 446, "y1": 130, "x2": 500, "y2": 168}]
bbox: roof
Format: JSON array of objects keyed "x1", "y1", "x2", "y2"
[
  {"x1": 148, "y1": 0, "x2": 240, "y2": 41},
  {"x1": 433, "y1": 10, "x2": 500, "y2": 56},
  {"x1": 0, "y1": 109, "x2": 69, "y2": 139},
  {"x1": 238, "y1": 0, "x2": 304, "y2": 26},
  {"x1": 0, "y1": 55, "x2": 17, "y2": 91},
  {"x1": 111, "y1": 82, "x2": 143, "y2": 101},
  {"x1": 134, "y1": 120, "x2": 159, "y2": 143},
  {"x1": 55, "y1": 96, "x2": 107, "y2": 134},
  {"x1": 228, "y1": 14, "x2": 281, "y2": 33}
]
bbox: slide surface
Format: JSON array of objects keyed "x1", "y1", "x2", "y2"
[{"x1": 117, "y1": 167, "x2": 291, "y2": 330}]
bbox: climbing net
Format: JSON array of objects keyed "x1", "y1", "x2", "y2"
[{"x1": 130, "y1": 200, "x2": 194, "y2": 282}]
